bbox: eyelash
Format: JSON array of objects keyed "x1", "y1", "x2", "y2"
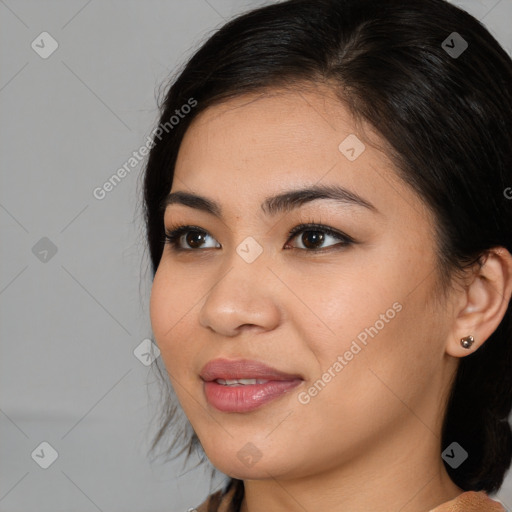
[{"x1": 163, "y1": 222, "x2": 355, "y2": 253}]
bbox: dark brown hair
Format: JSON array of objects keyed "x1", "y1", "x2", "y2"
[{"x1": 142, "y1": 0, "x2": 512, "y2": 509}]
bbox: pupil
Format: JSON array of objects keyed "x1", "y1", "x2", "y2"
[
  {"x1": 303, "y1": 231, "x2": 324, "y2": 248},
  {"x1": 187, "y1": 231, "x2": 205, "y2": 248}
]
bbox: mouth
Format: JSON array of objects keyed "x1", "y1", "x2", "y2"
[
  {"x1": 215, "y1": 378, "x2": 272, "y2": 386},
  {"x1": 200, "y1": 358, "x2": 304, "y2": 413}
]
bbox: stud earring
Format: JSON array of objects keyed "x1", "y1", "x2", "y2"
[{"x1": 460, "y1": 335, "x2": 475, "y2": 349}]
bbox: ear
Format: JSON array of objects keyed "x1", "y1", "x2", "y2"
[{"x1": 446, "y1": 247, "x2": 512, "y2": 358}]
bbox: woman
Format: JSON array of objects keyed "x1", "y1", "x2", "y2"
[{"x1": 142, "y1": 0, "x2": 512, "y2": 510}]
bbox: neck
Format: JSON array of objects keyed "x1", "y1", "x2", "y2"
[{"x1": 240, "y1": 419, "x2": 463, "y2": 512}]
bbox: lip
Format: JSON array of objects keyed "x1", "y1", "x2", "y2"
[
  {"x1": 200, "y1": 358, "x2": 303, "y2": 413},
  {"x1": 200, "y1": 358, "x2": 302, "y2": 382}
]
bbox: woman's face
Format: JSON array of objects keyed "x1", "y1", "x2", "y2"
[{"x1": 149, "y1": 86, "x2": 458, "y2": 480}]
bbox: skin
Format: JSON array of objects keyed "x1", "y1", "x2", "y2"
[{"x1": 149, "y1": 84, "x2": 512, "y2": 512}]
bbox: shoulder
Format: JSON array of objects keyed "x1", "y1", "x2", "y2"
[
  {"x1": 429, "y1": 490, "x2": 506, "y2": 511},
  {"x1": 194, "y1": 488, "x2": 506, "y2": 512}
]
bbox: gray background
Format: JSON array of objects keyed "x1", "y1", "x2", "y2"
[{"x1": 1, "y1": 1, "x2": 511, "y2": 511}]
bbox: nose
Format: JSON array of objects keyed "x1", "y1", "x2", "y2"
[{"x1": 198, "y1": 255, "x2": 282, "y2": 337}]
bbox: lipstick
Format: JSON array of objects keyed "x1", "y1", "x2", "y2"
[{"x1": 200, "y1": 358, "x2": 303, "y2": 413}]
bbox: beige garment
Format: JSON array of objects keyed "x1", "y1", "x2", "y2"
[
  {"x1": 195, "y1": 488, "x2": 506, "y2": 512},
  {"x1": 429, "y1": 490, "x2": 506, "y2": 511}
]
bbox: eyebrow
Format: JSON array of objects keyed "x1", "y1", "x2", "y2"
[{"x1": 161, "y1": 184, "x2": 377, "y2": 218}]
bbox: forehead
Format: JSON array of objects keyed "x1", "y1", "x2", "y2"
[
  {"x1": 179, "y1": 86, "x2": 361, "y2": 168},
  {"x1": 172, "y1": 87, "x2": 432, "y2": 227}
]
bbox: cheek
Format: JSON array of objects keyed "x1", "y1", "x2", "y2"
[
  {"x1": 149, "y1": 265, "x2": 198, "y2": 375},
  {"x1": 323, "y1": 288, "x2": 441, "y2": 412},
  {"x1": 288, "y1": 305, "x2": 432, "y2": 456},
  {"x1": 149, "y1": 266, "x2": 172, "y2": 344},
  {"x1": 291, "y1": 252, "x2": 442, "y2": 400},
  {"x1": 279, "y1": 256, "x2": 401, "y2": 358}
]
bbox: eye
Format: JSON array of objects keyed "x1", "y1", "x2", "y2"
[
  {"x1": 164, "y1": 225, "x2": 220, "y2": 251},
  {"x1": 163, "y1": 222, "x2": 354, "y2": 253},
  {"x1": 285, "y1": 223, "x2": 354, "y2": 251}
]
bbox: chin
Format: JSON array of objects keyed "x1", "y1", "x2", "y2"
[{"x1": 204, "y1": 445, "x2": 301, "y2": 481}]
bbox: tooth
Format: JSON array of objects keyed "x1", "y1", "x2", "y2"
[
  {"x1": 215, "y1": 378, "x2": 270, "y2": 386},
  {"x1": 238, "y1": 379, "x2": 257, "y2": 385}
]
